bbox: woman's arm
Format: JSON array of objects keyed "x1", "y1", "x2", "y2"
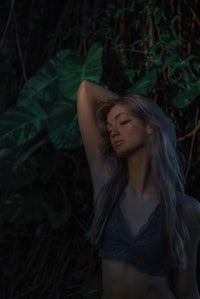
[
  {"x1": 197, "y1": 243, "x2": 200, "y2": 293},
  {"x1": 172, "y1": 196, "x2": 200, "y2": 299},
  {"x1": 77, "y1": 80, "x2": 116, "y2": 192},
  {"x1": 171, "y1": 249, "x2": 200, "y2": 299}
]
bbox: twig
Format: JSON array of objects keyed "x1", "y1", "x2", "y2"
[
  {"x1": 184, "y1": 107, "x2": 199, "y2": 179},
  {"x1": 14, "y1": 13, "x2": 27, "y2": 82},
  {"x1": 21, "y1": 232, "x2": 45, "y2": 279},
  {"x1": 189, "y1": 4, "x2": 200, "y2": 26},
  {"x1": 10, "y1": 284, "x2": 39, "y2": 299},
  {"x1": 178, "y1": 120, "x2": 200, "y2": 141},
  {"x1": 0, "y1": 0, "x2": 15, "y2": 49},
  {"x1": 33, "y1": 232, "x2": 52, "y2": 284}
]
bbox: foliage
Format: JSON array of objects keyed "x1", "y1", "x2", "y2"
[
  {"x1": 0, "y1": 42, "x2": 103, "y2": 228},
  {"x1": 0, "y1": 0, "x2": 199, "y2": 298}
]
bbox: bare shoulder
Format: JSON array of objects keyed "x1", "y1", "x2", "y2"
[{"x1": 182, "y1": 194, "x2": 200, "y2": 216}]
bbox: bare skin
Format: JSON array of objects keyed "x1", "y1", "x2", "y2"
[
  {"x1": 77, "y1": 80, "x2": 200, "y2": 299},
  {"x1": 101, "y1": 259, "x2": 176, "y2": 299}
]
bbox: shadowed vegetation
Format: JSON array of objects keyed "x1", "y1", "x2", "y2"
[{"x1": 0, "y1": 0, "x2": 199, "y2": 298}]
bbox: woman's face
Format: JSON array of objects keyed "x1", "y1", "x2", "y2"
[{"x1": 106, "y1": 104, "x2": 150, "y2": 157}]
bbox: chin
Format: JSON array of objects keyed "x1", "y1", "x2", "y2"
[
  {"x1": 115, "y1": 150, "x2": 131, "y2": 158},
  {"x1": 116, "y1": 145, "x2": 146, "y2": 158}
]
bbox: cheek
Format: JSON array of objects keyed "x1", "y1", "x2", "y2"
[
  {"x1": 127, "y1": 123, "x2": 146, "y2": 136},
  {"x1": 129, "y1": 121, "x2": 145, "y2": 129},
  {"x1": 126, "y1": 125, "x2": 147, "y2": 144}
]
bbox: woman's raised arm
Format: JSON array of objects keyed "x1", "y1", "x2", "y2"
[{"x1": 77, "y1": 80, "x2": 116, "y2": 190}]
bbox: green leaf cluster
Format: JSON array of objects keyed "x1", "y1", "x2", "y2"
[
  {"x1": 0, "y1": 43, "x2": 103, "y2": 153},
  {"x1": 0, "y1": 43, "x2": 103, "y2": 228},
  {"x1": 97, "y1": 1, "x2": 200, "y2": 106},
  {"x1": 0, "y1": 0, "x2": 199, "y2": 232}
]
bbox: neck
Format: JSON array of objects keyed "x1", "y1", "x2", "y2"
[{"x1": 127, "y1": 147, "x2": 157, "y2": 197}]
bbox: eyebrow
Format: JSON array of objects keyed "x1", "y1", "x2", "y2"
[{"x1": 106, "y1": 112, "x2": 129, "y2": 125}]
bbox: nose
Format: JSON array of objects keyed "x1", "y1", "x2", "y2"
[{"x1": 110, "y1": 127, "x2": 120, "y2": 138}]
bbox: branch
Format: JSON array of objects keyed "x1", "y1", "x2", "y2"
[
  {"x1": 0, "y1": 0, "x2": 15, "y2": 49},
  {"x1": 184, "y1": 107, "x2": 199, "y2": 179},
  {"x1": 178, "y1": 120, "x2": 200, "y2": 142},
  {"x1": 14, "y1": 13, "x2": 27, "y2": 82}
]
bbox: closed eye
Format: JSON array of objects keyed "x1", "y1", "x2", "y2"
[
  {"x1": 120, "y1": 120, "x2": 130, "y2": 125},
  {"x1": 106, "y1": 120, "x2": 130, "y2": 134}
]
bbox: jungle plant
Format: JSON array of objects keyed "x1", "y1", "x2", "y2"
[{"x1": 0, "y1": 42, "x2": 103, "y2": 228}]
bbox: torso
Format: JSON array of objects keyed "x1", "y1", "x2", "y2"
[
  {"x1": 98, "y1": 187, "x2": 175, "y2": 299},
  {"x1": 119, "y1": 187, "x2": 160, "y2": 236},
  {"x1": 101, "y1": 259, "x2": 176, "y2": 299},
  {"x1": 92, "y1": 169, "x2": 200, "y2": 299}
]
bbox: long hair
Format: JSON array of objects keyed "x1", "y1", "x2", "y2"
[{"x1": 87, "y1": 94, "x2": 189, "y2": 268}]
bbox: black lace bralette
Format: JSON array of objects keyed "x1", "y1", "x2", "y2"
[{"x1": 98, "y1": 199, "x2": 170, "y2": 276}]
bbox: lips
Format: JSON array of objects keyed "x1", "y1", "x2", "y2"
[{"x1": 113, "y1": 140, "x2": 123, "y2": 147}]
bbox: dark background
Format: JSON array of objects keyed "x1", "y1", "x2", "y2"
[{"x1": 0, "y1": 0, "x2": 199, "y2": 298}]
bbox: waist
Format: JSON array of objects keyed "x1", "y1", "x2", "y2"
[
  {"x1": 99, "y1": 247, "x2": 169, "y2": 276},
  {"x1": 101, "y1": 258, "x2": 175, "y2": 299}
]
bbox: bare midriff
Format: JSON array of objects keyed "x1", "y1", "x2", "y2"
[{"x1": 101, "y1": 259, "x2": 176, "y2": 299}]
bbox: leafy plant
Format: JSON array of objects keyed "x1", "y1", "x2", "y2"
[
  {"x1": 0, "y1": 42, "x2": 103, "y2": 228},
  {"x1": 0, "y1": 1, "x2": 199, "y2": 297}
]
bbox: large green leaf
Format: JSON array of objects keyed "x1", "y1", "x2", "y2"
[
  {"x1": 0, "y1": 160, "x2": 38, "y2": 188},
  {"x1": 128, "y1": 69, "x2": 157, "y2": 95},
  {"x1": 58, "y1": 43, "x2": 103, "y2": 100},
  {"x1": 0, "y1": 97, "x2": 81, "y2": 156},
  {"x1": 0, "y1": 191, "x2": 71, "y2": 228},
  {"x1": 46, "y1": 102, "x2": 82, "y2": 149},
  {"x1": 12, "y1": 139, "x2": 47, "y2": 171},
  {"x1": 17, "y1": 50, "x2": 77, "y2": 104},
  {"x1": 0, "y1": 101, "x2": 47, "y2": 148},
  {"x1": 0, "y1": 44, "x2": 101, "y2": 156},
  {"x1": 171, "y1": 85, "x2": 200, "y2": 108},
  {"x1": 0, "y1": 192, "x2": 45, "y2": 223}
]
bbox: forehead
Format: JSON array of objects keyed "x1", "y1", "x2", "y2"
[{"x1": 106, "y1": 104, "x2": 131, "y2": 122}]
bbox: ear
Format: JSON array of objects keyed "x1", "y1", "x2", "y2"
[{"x1": 146, "y1": 124, "x2": 155, "y2": 135}]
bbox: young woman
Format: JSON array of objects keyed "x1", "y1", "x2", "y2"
[{"x1": 77, "y1": 80, "x2": 200, "y2": 299}]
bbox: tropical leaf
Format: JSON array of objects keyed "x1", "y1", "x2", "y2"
[
  {"x1": 83, "y1": 43, "x2": 103, "y2": 81},
  {"x1": 58, "y1": 43, "x2": 103, "y2": 100},
  {"x1": 0, "y1": 191, "x2": 71, "y2": 228},
  {"x1": 171, "y1": 85, "x2": 200, "y2": 108},
  {"x1": 0, "y1": 160, "x2": 38, "y2": 188},
  {"x1": 12, "y1": 139, "x2": 47, "y2": 171},
  {"x1": 0, "y1": 45, "x2": 101, "y2": 154},
  {"x1": 127, "y1": 69, "x2": 157, "y2": 95},
  {"x1": 0, "y1": 148, "x2": 16, "y2": 160},
  {"x1": 0, "y1": 101, "x2": 47, "y2": 148},
  {"x1": 0, "y1": 192, "x2": 45, "y2": 224},
  {"x1": 46, "y1": 101, "x2": 82, "y2": 149},
  {"x1": 17, "y1": 49, "x2": 77, "y2": 104}
]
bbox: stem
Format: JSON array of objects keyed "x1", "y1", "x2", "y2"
[
  {"x1": 184, "y1": 106, "x2": 199, "y2": 179},
  {"x1": 0, "y1": 0, "x2": 15, "y2": 49}
]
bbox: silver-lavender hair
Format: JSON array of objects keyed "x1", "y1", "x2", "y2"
[{"x1": 88, "y1": 94, "x2": 189, "y2": 268}]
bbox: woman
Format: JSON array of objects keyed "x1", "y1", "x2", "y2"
[{"x1": 77, "y1": 80, "x2": 200, "y2": 299}]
